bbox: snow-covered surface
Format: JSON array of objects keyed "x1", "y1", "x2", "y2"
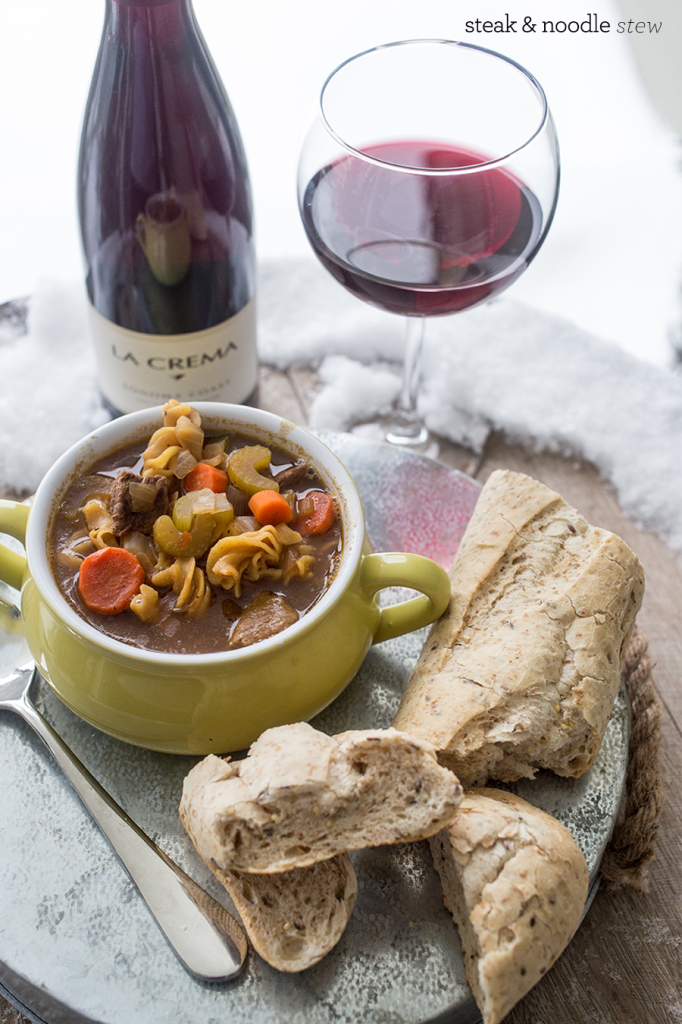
[{"x1": 2, "y1": 259, "x2": 682, "y2": 564}]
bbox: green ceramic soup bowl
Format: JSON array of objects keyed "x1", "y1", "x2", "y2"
[{"x1": 0, "y1": 404, "x2": 450, "y2": 754}]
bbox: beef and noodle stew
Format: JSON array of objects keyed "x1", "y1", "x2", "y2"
[{"x1": 50, "y1": 402, "x2": 342, "y2": 653}]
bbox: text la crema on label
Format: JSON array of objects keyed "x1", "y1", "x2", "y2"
[
  {"x1": 465, "y1": 13, "x2": 662, "y2": 33},
  {"x1": 111, "y1": 341, "x2": 238, "y2": 372}
]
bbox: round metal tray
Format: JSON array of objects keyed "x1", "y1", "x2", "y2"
[{"x1": 0, "y1": 433, "x2": 628, "y2": 1024}]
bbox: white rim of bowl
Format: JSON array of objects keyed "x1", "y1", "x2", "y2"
[{"x1": 26, "y1": 404, "x2": 365, "y2": 666}]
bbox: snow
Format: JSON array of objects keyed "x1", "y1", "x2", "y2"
[{"x1": 2, "y1": 258, "x2": 682, "y2": 563}]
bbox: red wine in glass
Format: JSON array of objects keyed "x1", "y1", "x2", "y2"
[{"x1": 301, "y1": 141, "x2": 543, "y2": 318}]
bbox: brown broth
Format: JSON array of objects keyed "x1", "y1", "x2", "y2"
[{"x1": 49, "y1": 431, "x2": 342, "y2": 654}]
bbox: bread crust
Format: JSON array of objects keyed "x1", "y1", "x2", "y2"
[
  {"x1": 429, "y1": 788, "x2": 589, "y2": 1024},
  {"x1": 179, "y1": 722, "x2": 463, "y2": 874},
  {"x1": 393, "y1": 470, "x2": 644, "y2": 785}
]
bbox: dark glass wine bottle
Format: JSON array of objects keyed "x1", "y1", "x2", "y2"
[{"x1": 78, "y1": 0, "x2": 257, "y2": 414}]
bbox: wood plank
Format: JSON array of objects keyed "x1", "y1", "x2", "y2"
[
  {"x1": 0, "y1": 1001, "x2": 26, "y2": 1024},
  {"x1": 287, "y1": 366, "x2": 322, "y2": 425},
  {"x1": 255, "y1": 365, "x2": 307, "y2": 423}
]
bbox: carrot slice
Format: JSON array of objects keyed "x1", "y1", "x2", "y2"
[
  {"x1": 248, "y1": 489, "x2": 293, "y2": 526},
  {"x1": 183, "y1": 463, "x2": 228, "y2": 494},
  {"x1": 78, "y1": 547, "x2": 146, "y2": 615},
  {"x1": 297, "y1": 491, "x2": 336, "y2": 535}
]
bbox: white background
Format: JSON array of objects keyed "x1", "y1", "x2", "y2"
[{"x1": 1, "y1": 0, "x2": 681, "y2": 364}]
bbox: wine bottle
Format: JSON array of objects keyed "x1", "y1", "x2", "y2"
[{"x1": 78, "y1": 0, "x2": 257, "y2": 414}]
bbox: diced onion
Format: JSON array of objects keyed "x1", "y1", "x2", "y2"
[
  {"x1": 128, "y1": 481, "x2": 157, "y2": 513},
  {"x1": 171, "y1": 448, "x2": 198, "y2": 479},
  {"x1": 56, "y1": 550, "x2": 85, "y2": 570},
  {"x1": 191, "y1": 489, "x2": 218, "y2": 514},
  {"x1": 121, "y1": 531, "x2": 158, "y2": 575},
  {"x1": 226, "y1": 484, "x2": 249, "y2": 517},
  {"x1": 280, "y1": 546, "x2": 298, "y2": 575},
  {"x1": 282, "y1": 489, "x2": 296, "y2": 513},
  {"x1": 201, "y1": 442, "x2": 226, "y2": 467},
  {"x1": 229, "y1": 515, "x2": 259, "y2": 535},
  {"x1": 297, "y1": 495, "x2": 315, "y2": 518}
]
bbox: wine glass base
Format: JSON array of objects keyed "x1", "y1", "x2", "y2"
[{"x1": 385, "y1": 415, "x2": 430, "y2": 448}]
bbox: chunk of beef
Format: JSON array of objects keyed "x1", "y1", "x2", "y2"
[
  {"x1": 110, "y1": 471, "x2": 170, "y2": 537},
  {"x1": 273, "y1": 462, "x2": 310, "y2": 490},
  {"x1": 229, "y1": 591, "x2": 299, "y2": 649}
]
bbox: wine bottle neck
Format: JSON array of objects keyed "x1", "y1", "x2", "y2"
[
  {"x1": 111, "y1": 0, "x2": 190, "y2": 8},
  {"x1": 106, "y1": 0, "x2": 198, "y2": 51}
]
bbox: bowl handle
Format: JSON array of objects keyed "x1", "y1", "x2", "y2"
[
  {"x1": 359, "y1": 552, "x2": 450, "y2": 645},
  {"x1": 0, "y1": 500, "x2": 30, "y2": 593}
]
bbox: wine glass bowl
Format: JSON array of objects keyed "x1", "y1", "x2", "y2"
[{"x1": 297, "y1": 39, "x2": 560, "y2": 445}]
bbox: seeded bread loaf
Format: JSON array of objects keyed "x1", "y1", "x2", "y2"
[
  {"x1": 180, "y1": 801, "x2": 357, "y2": 972},
  {"x1": 179, "y1": 722, "x2": 463, "y2": 874},
  {"x1": 392, "y1": 470, "x2": 644, "y2": 785},
  {"x1": 429, "y1": 788, "x2": 589, "y2": 1024}
]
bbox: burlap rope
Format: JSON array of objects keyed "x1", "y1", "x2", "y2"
[{"x1": 600, "y1": 629, "x2": 664, "y2": 890}]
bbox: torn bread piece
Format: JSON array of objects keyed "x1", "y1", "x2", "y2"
[
  {"x1": 180, "y1": 722, "x2": 463, "y2": 874},
  {"x1": 182, "y1": 788, "x2": 357, "y2": 972},
  {"x1": 209, "y1": 858, "x2": 356, "y2": 973},
  {"x1": 429, "y1": 788, "x2": 589, "y2": 1024},
  {"x1": 392, "y1": 469, "x2": 644, "y2": 786}
]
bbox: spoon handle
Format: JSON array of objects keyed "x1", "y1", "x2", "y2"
[{"x1": 15, "y1": 669, "x2": 247, "y2": 981}]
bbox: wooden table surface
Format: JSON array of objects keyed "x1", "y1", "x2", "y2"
[{"x1": 1, "y1": 363, "x2": 680, "y2": 1024}]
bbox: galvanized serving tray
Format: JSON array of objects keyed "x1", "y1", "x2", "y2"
[{"x1": 0, "y1": 432, "x2": 628, "y2": 1024}]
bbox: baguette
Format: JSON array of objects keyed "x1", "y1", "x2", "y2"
[
  {"x1": 181, "y1": 787, "x2": 357, "y2": 972},
  {"x1": 429, "y1": 788, "x2": 589, "y2": 1024},
  {"x1": 393, "y1": 470, "x2": 644, "y2": 785},
  {"x1": 179, "y1": 722, "x2": 463, "y2": 874}
]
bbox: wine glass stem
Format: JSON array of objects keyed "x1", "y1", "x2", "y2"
[{"x1": 386, "y1": 316, "x2": 429, "y2": 446}]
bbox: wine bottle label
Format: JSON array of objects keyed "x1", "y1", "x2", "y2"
[{"x1": 87, "y1": 298, "x2": 257, "y2": 413}]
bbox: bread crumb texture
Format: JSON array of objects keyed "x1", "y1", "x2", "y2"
[
  {"x1": 429, "y1": 788, "x2": 589, "y2": 1024},
  {"x1": 180, "y1": 722, "x2": 463, "y2": 874},
  {"x1": 202, "y1": 853, "x2": 357, "y2": 972},
  {"x1": 393, "y1": 469, "x2": 644, "y2": 785}
]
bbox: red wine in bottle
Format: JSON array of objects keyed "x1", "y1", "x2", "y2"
[
  {"x1": 301, "y1": 140, "x2": 543, "y2": 316},
  {"x1": 78, "y1": 0, "x2": 257, "y2": 414}
]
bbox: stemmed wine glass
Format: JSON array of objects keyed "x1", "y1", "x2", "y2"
[{"x1": 297, "y1": 39, "x2": 560, "y2": 446}]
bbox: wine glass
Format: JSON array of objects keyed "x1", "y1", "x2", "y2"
[{"x1": 297, "y1": 39, "x2": 560, "y2": 446}]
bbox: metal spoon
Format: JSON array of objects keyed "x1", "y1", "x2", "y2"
[{"x1": 0, "y1": 662, "x2": 248, "y2": 981}]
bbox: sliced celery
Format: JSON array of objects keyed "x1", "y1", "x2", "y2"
[{"x1": 227, "y1": 445, "x2": 278, "y2": 497}]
